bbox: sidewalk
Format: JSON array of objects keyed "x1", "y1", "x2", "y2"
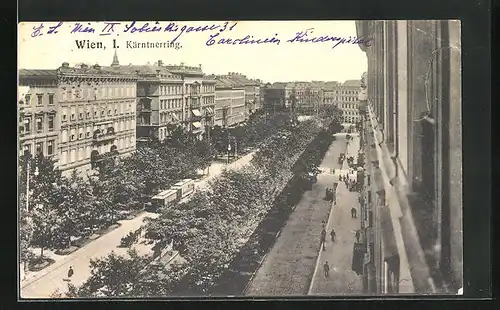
[
  {"x1": 20, "y1": 151, "x2": 257, "y2": 298},
  {"x1": 308, "y1": 134, "x2": 363, "y2": 296}
]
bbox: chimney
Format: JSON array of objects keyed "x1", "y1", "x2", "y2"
[
  {"x1": 158, "y1": 60, "x2": 163, "y2": 66},
  {"x1": 61, "y1": 62, "x2": 69, "y2": 68}
]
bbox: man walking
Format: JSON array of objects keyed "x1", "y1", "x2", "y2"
[
  {"x1": 320, "y1": 228, "x2": 326, "y2": 251},
  {"x1": 330, "y1": 228, "x2": 336, "y2": 242},
  {"x1": 67, "y1": 266, "x2": 74, "y2": 280},
  {"x1": 324, "y1": 261, "x2": 330, "y2": 277},
  {"x1": 351, "y1": 207, "x2": 357, "y2": 218}
]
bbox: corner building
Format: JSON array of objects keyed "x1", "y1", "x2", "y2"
[
  {"x1": 355, "y1": 20, "x2": 462, "y2": 294},
  {"x1": 19, "y1": 63, "x2": 138, "y2": 175}
]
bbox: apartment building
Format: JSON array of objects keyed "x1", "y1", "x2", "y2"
[
  {"x1": 107, "y1": 55, "x2": 217, "y2": 142},
  {"x1": 218, "y1": 72, "x2": 261, "y2": 116},
  {"x1": 18, "y1": 78, "x2": 58, "y2": 159},
  {"x1": 214, "y1": 78, "x2": 246, "y2": 128},
  {"x1": 19, "y1": 63, "x2": 138, "y2": 175},
  {"x1": 355, "y1": 20, "x2": 462, "y2": 294},
  {"x1": 166, "y1": 63, "x2": 216, "y2": 139}
]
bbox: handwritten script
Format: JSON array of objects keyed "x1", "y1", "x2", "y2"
[{"x1": 29, "y1": 21, "x2": 373, "y2": 49}]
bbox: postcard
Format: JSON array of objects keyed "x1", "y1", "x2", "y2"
[{"x1": 18, "y1": 20, "x2": 462, "y2": 299}]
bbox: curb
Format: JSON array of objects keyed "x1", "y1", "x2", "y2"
[{"x1": 243, "y1": 253, "x2": 268, "y2": 295}]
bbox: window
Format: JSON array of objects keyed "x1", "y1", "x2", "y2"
[
  {"x1": 37, "y1": 94, "x2": 43, "y2": 106},
  {"x1": 108, "y1": 109, "x2": 112, "y2": 116},
  {"x1": 79, "y1": 132, "x2": 83, "y2": 139},
  {"x1": 24, "y1": 118, "x2": 31, "y2": 133},
  {"x1": 25, "y1": 94, "x2": 31, "y2": 105},
  {"x1": 48, "y1": 115, "x2": 54, "y2": 130},
  {"x1": 79, "y1": 112, "x2": 83, "y2": 120},
  {"x1": 71, "y1": 134, "x2": 76, "y2": 141},
  {"x1": 86, "y1": 131, "x2": 91, "y2": 138},
  {"x1": 101, "y1": 110, "x2": 105, "y2": 117},
  {"x1": 71, "y1": 113, "x2": 75, "y2": 120},
  {"x1": 48, "y1": 94, "x2": 54, "y2": 105},
  {"x1": 95, "y1": 110, "x2": 98, "y2": 117},
  {"x1": 36, "y1": 116, "x2": 43, "y2": 131},
  {"x1": 36, "y1": 142, "x2": 43, "y2": 154},
  {"x1": 115, "y1": 109, "x2": 118, "y2": 115},
  {"x1": 47, "y1": 141, "x2": 54, "y2": 155}
]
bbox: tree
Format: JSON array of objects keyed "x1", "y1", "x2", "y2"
[
  {"x1": 19, "y1": 153, "x2": 62, "y2": 212},
  {"x1": 51, "y1": 170, "x2": 94, "y2": 248},
  {"x1": 76, "y1": 249, "x2": 150, "y2": 297},
  {"x1": 30, "y1": 200, "x2": 59, "y2": 258},
  {"x1": 73, "y1": 249, "x2": 184, "y2": 298}
]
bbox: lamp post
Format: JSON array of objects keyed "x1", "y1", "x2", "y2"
[
  {"x1": 25, "y1": 157, "x2": 39, "y2": 213},
  {"x1": 227, "y1": 143, "x2": 231, "y2": 165}
]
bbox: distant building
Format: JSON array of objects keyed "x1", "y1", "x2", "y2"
[
  {"x1": 218, "y1": 72, "x2": 261, "y2": 117},
  {"x1": 337, "y1": 80, "x2": 362, "y2": 125},
  {"x1": 107, "y1": 55, "x2": 217, "y2": 142},
  {"x1": 214, "y1": 78, "x2": 245, "y2": 128},
  {"x1": 19, "y1": 62, "x2": 138, "y2": 175}
]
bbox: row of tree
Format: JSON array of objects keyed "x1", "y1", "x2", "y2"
[
  {"x1": 65, "y1": 109, "x2": 341, "y2": 297},
  {"x1": 19, "y1": 112, "x2": 298, "y2": 264}
]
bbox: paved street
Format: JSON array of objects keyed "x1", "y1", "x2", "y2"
[
  {"x1": 20, "y1": 151, "x2": 256, "y2": 299},
  {"x1": 244, "y1": 135, "x2": 348, "y2": 296},
  {"x1": 309, "y1": 133, "x2": 364, "y2": 295}
]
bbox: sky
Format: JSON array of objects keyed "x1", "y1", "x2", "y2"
[{"x1": 18, "y1": 21, "x2": 368, "y2": 83}]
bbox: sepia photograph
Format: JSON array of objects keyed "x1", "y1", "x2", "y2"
[{"x1": 17, "y1": 20, "x2": 462, "y2": 299}]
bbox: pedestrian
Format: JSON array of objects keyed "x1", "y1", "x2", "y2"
[
  {"x1": 320, "y1": 228, "x2": 326, "y2": 251},
  {"x1": 324, "y1": 261, "x2": 330, "y2": 277},
  {"x1": 67, "y1": 266, "x2": 74, "y2": 279},
  {"x1": 355, "y1": 229, "x2": 361, "y2": 243},
  {"x1": 351, "y1": 207, "x2": 357, "y2": 218},
  {"x1": 330, "y1": 228, "x2": 336, "y2": 242}
]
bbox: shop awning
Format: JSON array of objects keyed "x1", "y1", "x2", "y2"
[
  {"x1": 192, "y1": 121, "x2": 202, "y2": 128},
  {"x1": 191, "y1": 109, "x2": 202, "y2": 117},
  {"x1": 172, "y1": 113, "x2": 179, "y2": 121},
  {"x1": 206, "y1": 107, "x2": 214, "y2": 114}
]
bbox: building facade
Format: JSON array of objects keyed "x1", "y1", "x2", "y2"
[
  {"x1": 19, "y1": 62, "x2": 138, "y2": 175},
  {"x1": 109, "y1": 58, "x2": 216, "y2": 142},
  {"x1": 219, "y1": 72, "x2": 261, "y2": 117},
  {"x1": 165, "y1": 64, "x2": 216, "y2": 138},
  {"x1": 18, "y1": 77, "x2": 58, "y2": 159},
  {"x1": 355, "y1": 20, "x2": 462, "y2": 294},
  {"x1": 214, "y1": 78, "x2": 246, "y2": 128}
]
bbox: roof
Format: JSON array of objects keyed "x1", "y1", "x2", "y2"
[
  {"x1": 104, "y1": 65, "x2": 177, "y2": 78},
  {"x1": 19, "y1": 69, "x2": 58, "y2": 77},
  {"x1": 342, "y1": 80, "x2": 362, "y2": 87},
  {"x1": 270, "y1": 82, "x2": 286, "y2": 89},
  {"x1": 215, "y1": 78, "x2": 236, "y2": 89}
]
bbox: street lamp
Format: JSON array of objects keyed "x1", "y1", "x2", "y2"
[{"x1": 25, "y1": 157, "x2": 39, "y2": 213}]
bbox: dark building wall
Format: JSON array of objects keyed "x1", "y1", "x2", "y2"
[{"x1": 356, "y1": 20, "x2": 462, "y2": 293}]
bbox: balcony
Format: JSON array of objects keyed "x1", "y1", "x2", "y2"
[{"x1": 93, "y1": 128, "x2": 116, "y2": 144}]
